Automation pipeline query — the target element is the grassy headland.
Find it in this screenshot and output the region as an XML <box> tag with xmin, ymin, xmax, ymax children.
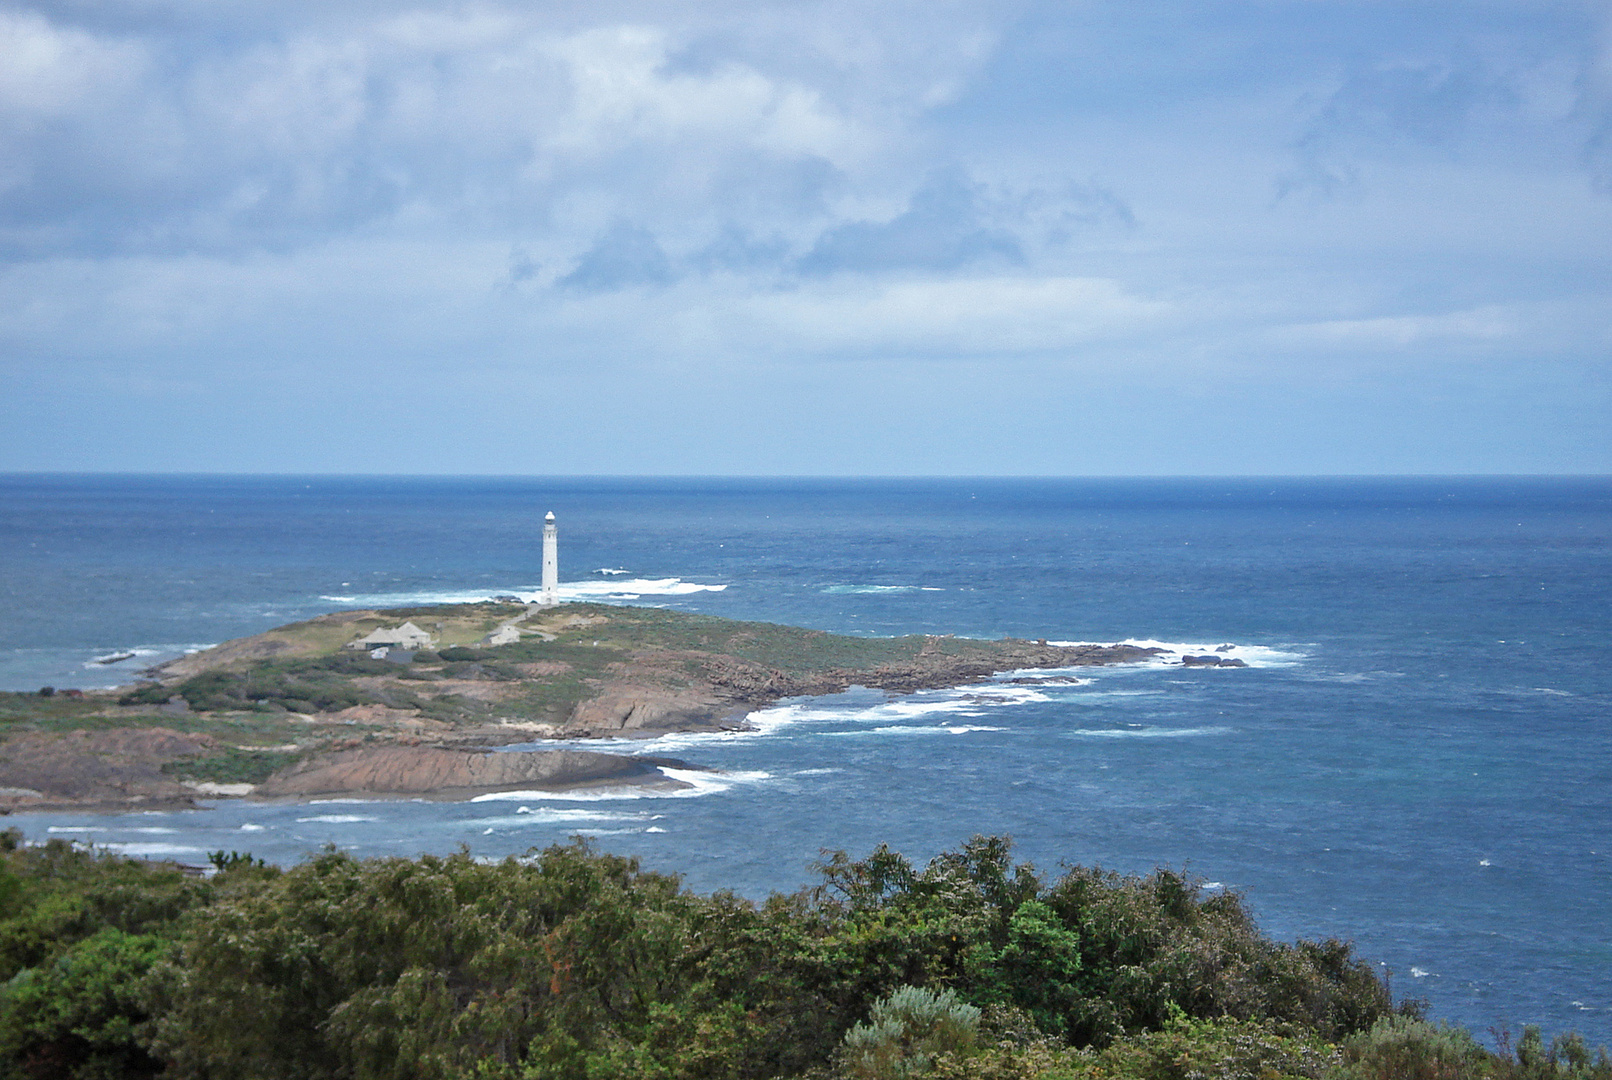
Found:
<box><xmin>0</xmin><ymin>603</ymin><xmax>1159</xmax><ymax>809</ymax></box>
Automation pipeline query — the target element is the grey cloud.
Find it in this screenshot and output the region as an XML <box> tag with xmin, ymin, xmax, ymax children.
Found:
<box><xmin>693</xmin><ymin>225</ymin><xmax>791</xmax><ymax>273</ymax></box>
<box><xmin>1281</xmin><ymin>60</ymin><xmax>1519</xmax><ymax>199</ymax></box>
<box><xmin>797</xmin><ymin>167</ymin><xmax>1022</xmax><ymax>275</ymax></box>
<box><xmin>556</xmin><ymin>221</ymin><xmax>674</xmax><ymax>292</ymax></box>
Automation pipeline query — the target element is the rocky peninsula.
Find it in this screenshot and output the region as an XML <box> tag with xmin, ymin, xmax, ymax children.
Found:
<box><xmin>0</xmin><ymin>602</ymin><xmax>1168</xmax><ymax>810</ymax></box>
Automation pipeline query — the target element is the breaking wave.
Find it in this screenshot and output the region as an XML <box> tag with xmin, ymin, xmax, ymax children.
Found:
<box><xmin>1046</xmin><ymin>640</ymin><xmax>1307</xmax><ymax>669</ymax></box>
<box><xmin>318</xmin><ymin>577</ymin><xmax>727</xmax><ymax>607</ymax></box>
<box><xmin>467</xmin><ymin>768</ymin><xmax>772</xmax><ymax>803</ymax></box>
<box><xmin>1064</xmin><ymin>725</ymin><xmax>1233</xmax><ymax>739</ymax></box>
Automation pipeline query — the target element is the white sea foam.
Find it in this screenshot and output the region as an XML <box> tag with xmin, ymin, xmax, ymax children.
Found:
<box><xmin>1065</xmin><ymin>726</ymin><xmax>1232</xmax><ymax>738</ymax></box>
<box><xmin>295</xmin><ymin>814</ymin><xmax>378</xmax><ymax>824</ymax></box>
<box><xmin>834</xmin><ymin>723</ymin><xmax>1010</xmax><ymax>737</ymax></box>
<box><xmin>504</xmin><ymin>807</ymin><xmax>647</xmax><ymax>824</ymax></box>
<box><xmin>238</xmin><ymin>824</ymin><xmax>266</xmax><ymax>832</ymax></box>
<box><xmin>1046</xmin><ymin>640</ymin><xmax>1307</xmax><ymax>668</ymax></box>
<box><xmin>596</xmin><ymin>568</ymin><xmax>630</xmax><ymax>575</ymax></box>
<box><xmin>822</xmin><ymin>584</ymin><xmax>920</xmax><ymax>594</ymax></box>
<box><xmin>86</xmin><ymin>647</ymin><xmax>160</xmax><ymax>665</ymax></box>
<box><xmin>995</xmin><ymin>671</ymin><xmax>1096</xmax><ymax>687</ymax></box>
<box><xmin>80</xmin><ymin>643</ymin><xmax>214</xmax><ymax>671</ymax></box>
<box><xmin>101</xmin><ymin>842</ymin><xmax>207</xmax><ymax>858</ymax></box>
<box><xmin>319</xmin><ymin>577</ymin><xmax>727</xmax><ymax>608</ymax></box>
<box><xmin>1411</xmin><ymin>967</ymin><xmax>1432</xmax><ymax>978</ymax></box>
<box><xmin>645</xmin><ymin>826</ymin><xmax>667</xmax><ymax>833</ymax></box>
<box><xmin>468</xmin><ymin>767</ymin><xmax>771</xmax><ymax>802</ymax></box>
<box><xmin>47</xmin><ymin>826</ymin><xmax>106</xmax><ymax>833</ymax></box>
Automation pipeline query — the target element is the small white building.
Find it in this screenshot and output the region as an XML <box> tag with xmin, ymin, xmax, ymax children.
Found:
<box><xmin>348</xmin><ymin>621</ymin><xmax>434</xmax><ymax>651</ymax></box>
<box><xmin>484</xmin><ymin>624</ymin><xmax>522</xmax><ymax>646</ymax></box>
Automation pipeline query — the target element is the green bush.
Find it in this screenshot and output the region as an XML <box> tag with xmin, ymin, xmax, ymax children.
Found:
<box><xmin>1043</xmin><ymin>1015</ymin><xmax>1338</xmax><ymax>1080</ymax></box>
<box><xmin>0</xmin><ymin>927</ymin><xmax>170</xmax><ymax>1079</ymax></box>
<box><xmin>840</xmin><ymin>985</ymin><xmax>982</xmax><ymax>1079</ymax></box>
<box><xmin>438</xmin><ymin>647</ymin><xmax>493</xmax><ymax>662</ymax></box>
<box><xmin>0</xmin><ymin>833</ymin><xmax>1587</xmax><ymax>1080</ymax></box>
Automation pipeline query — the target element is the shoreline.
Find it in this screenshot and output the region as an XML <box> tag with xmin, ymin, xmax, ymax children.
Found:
<box><xmin>0</xmin><ymin>603</ymin><xmax>1180</xmax><ymax>811</ymax></box>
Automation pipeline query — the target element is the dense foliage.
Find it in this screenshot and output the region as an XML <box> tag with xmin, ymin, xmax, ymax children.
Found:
<box><xmin>0</xmin><ymin>830</ymin><xmax>1604</xmax><ymax>1080</ymax></box>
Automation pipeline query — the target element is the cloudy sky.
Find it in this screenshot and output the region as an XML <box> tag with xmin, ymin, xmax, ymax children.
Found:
<box><xmin>2</xmin><ymin>0</ymin><xmax>1609</xmax><ymax>474</ymax></box>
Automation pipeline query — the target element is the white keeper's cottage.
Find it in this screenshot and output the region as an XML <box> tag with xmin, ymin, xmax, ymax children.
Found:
<box><xmin>347</xmin><ymin>621</ymin><xmax>434</xmax><ymax>651</ymax></box>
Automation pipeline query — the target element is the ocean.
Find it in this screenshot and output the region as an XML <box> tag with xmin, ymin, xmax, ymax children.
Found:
<box><xmin>0</xmin><ymin>474</ymin><xmax>1608</xmax><ymax>1044</ymax></box>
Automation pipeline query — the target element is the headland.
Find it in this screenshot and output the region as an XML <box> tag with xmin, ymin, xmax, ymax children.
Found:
<box><xmin>0</xmin><ymin>602</ymin><xmax>1170</xmax><ymax>810</ymax></box>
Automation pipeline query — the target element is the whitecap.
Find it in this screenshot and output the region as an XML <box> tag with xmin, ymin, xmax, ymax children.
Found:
<box><xmin>1411</xmin><ymin>967</ymin><xmax>1432</xmax><ymax>978</ymax></box>
<box><xmin>497</xmin><ymin>807</ymin><xmax>645</xmax><ymax>824</ymax></box>
<box><xmin>596</xmin><ymin>568</ymin><xmax>630</xmax><ymax>575</ymax></box>
<box><xmin>238</xmin><ymin>824</ymin><xmax>266</xmax><ymax>832</ymax></box>
<box><xmin>828</xmin><ymin>725</ymin><xmax>1000</xmax><ymax>738</ymax></box>
<box><xmin>319</xmin><ymin>578</ymin><xmax>729</xmax><ymax>609</ymax></box>
<box><xmin>100</xmin><ymin>842</ymin><xmax>206</xmax><ymax>858</ymax></box>
<box><xmin>469</xmin><ymin>767</ymin><xmax>771</xmax><ymax>802</ymax></box>
<box><xmin>645</xmin><ymin>826</ymin><xmax>667</xmax><ymax>833</ymax></box>
<box><xmin>822</xmin><ymin>584</ymin><xmax>919</xmax><ymax>594</ymax></box>
<box><xmin>80</xmin><ymin>643</ymin><xmax>211</xmax><ymax>671</ymax></box>
<box><xmin>1065</xmin><ymin>726</ymin><xmax>1232</xmax><ymax>739</ymax></box>
<box><xmin>47</xmin><ymin>826</ymin><xmax>106</xmax><ymax>833</ymax></box>
<box><xmin>295</xmin><ymin>814</ymin><xmax>378</xmax><ymax>824</ymax></box>
<box><xmin>86</xmin><ymin>647</ymin><xmax>160</xmax><ymax>665</ymax></box>
<box><xmin>1046</xmin><ymin>639</ymin><xmax>1308</xmax><ymax>668</ymax></box>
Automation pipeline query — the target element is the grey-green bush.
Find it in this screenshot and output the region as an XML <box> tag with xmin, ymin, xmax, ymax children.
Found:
<box><xmin>840</xmin><ymin>985</ymin><xmax>983</xmax><ymax>1080</ymax></box>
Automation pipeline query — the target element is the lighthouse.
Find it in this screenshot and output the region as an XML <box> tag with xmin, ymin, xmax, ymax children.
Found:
<box><xmin>540</xmin><ymin>511</ymin><xmax>558</xmax><ymax>606</ymax></box>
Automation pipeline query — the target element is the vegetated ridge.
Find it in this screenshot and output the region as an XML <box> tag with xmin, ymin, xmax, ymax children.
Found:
<box><xmin>0</xmin><ymin>831</ymin><xmax>1604</xmax><ymax>1080</ymax></box>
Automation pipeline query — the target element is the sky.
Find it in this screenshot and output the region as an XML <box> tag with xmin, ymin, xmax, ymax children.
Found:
<box><xmin>1</xmin><ymin>0</ymin><xmax>1609</xmax><ymax>475</ymax></box>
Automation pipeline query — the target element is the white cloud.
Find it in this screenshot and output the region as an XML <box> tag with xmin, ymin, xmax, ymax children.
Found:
<box><xmin>1</xmin><ymin>1</ymin><xmax>1609</xmax><ymax>472</ymax></box>
<box><xmin>0</xmin><ymin>11</ymin><xmax>146</xmax><ymax>117</ymax></box>
<box><xmin>1270</xmin><ymin>307</ymin><xmax>1520</xmax><ymax>350</ymax></box>
<box><xmin>723</xmin><ymin>275</ymin><xmax>1170</xmax><ymax>357</ymax></box>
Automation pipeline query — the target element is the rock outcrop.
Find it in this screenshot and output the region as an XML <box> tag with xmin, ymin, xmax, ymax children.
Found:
<box><xmin>0</xmin><ymin>727</ymin><xmax>216</xmax><ymax>809</ymax></box>
<box><xmin>252</xmin><ymin>745</ymin><xmax>695</xmax><ymax>800</ymax></box>
<box><xmin>1180</xmin><ymin>655</ymin><xmax>1247</xmax><ymax>667</ymax></box>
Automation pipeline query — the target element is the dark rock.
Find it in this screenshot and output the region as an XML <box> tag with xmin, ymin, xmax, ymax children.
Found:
<box><xmin>1181</xmin><ymin>655</ymin><xmax>1246</xmax><ymax>667</ymax></box>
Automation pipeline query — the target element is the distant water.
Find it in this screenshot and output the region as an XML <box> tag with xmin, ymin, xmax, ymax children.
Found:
<box><xmin>1</xmin><ymin>474</ymin><xmax>1609</xmax><ymax>1045</ymax></box>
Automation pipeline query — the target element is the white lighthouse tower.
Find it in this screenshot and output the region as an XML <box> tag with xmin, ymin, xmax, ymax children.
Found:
<box><xmin>540</xmin><ymin>511</ymin><xmax>558</xmax><ymax>606</ymax></box>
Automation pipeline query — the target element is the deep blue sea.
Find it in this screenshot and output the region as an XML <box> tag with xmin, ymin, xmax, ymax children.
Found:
<box><xmin>1</xmin><ymin>475</ymin><xmax>1608</xmax><ymax>1045</ymax></box>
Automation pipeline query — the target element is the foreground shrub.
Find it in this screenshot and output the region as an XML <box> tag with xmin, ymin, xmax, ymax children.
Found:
<box><xmin>840</xmin><ymin>985</ymin><xmax>982</xmax><ymax>1079</ymax></box>
<box><xmin>1329</xmin><ymin>1017</ymin><xmax>1612</xmax><ymax>1080</ymax></box>
<box><xmin>3</xmin><ymin>833</ymin><xmax>1570</xmax><ymax>1080</ymax></box>
<box><xmin>1045</xmin><ymin>1015</ymin><xmax>1338</xmax><ymax>1080</ymax></box>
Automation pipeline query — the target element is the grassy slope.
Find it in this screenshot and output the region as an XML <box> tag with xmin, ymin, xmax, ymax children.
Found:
<box><xmin>0</xmin><ymin>604</ymin><xmax>1009</xmax><ymax>784</ymax></box>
